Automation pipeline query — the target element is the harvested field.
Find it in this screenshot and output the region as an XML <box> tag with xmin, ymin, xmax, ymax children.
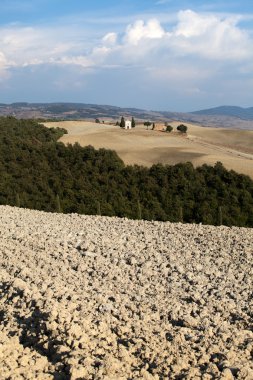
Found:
<box><xmin>45</xmin><ymin>121</ymin><xmax>253</xmax><ymax>178</ymax></box>
<box><xmin>0</xmin><ymin>206</ymin><xmax>252</xmax><ymax>379</ymax></box>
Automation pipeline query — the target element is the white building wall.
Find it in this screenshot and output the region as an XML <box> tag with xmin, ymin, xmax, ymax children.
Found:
<box><xmin>125</xmin><ymin>120</ymin><xmax>132</xmax><ymax>129</ymax></box>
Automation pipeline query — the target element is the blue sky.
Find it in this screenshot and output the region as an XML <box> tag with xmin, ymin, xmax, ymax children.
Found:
<box><xmin>0</xmin><ymin>0</ymin><xmax>253</xmax><ymax>111</ymax></box>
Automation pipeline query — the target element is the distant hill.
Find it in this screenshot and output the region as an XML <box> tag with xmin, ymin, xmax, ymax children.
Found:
<box><xmin>192</xmin><ymin>106</ymin><xmax>253</xmax><ymax>120</ymax></box>
<box><xmin>0</xmin><ymin>102</ymin><xmax>253</xmax><ymax>129</ymax></box>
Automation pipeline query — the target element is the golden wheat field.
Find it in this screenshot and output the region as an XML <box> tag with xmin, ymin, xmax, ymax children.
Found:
<box><xmin>44</xmin><ymin>121</ymin><xmax>253</xmax><ymax>178</ymax></box>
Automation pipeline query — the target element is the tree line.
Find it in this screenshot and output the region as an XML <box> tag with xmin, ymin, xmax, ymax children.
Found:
<box><xmin>0</xmin><ymin>116</ymin><xmax>252</xmax><ymax>227</ymax></box>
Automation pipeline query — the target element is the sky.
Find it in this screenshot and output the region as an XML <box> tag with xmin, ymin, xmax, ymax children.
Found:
<box><xmin>0</xmin><ymin>0</ymin><xmax>253</xmax><ymax>112</ymax></box>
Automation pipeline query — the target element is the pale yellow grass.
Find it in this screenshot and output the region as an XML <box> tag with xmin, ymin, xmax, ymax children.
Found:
<box><xmin>45</xmin><ymin>121</ymin><xmax>253</xmax><ymax>178</ymax></box>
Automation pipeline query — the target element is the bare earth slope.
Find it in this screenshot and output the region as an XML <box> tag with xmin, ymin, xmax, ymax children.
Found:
<box><xmin>0</xmin><ymin>206</ymin><xmax>252</xmax><ymax>379</ymax></box>
<box><xmin>45</xmin><ymin>121</ymin><xmax>253</xmax><ymax>179</ymax></box>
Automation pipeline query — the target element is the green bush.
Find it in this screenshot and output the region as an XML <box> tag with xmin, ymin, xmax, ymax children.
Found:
<box><xmin>177</xmin><ymin>124</ymin><xmax>188</xmax><ymax>133</ymax></box>
<box><xmin>166</xmin><ymin>125</ymin><xmax>173</xmax><ymax>132</ymax></box>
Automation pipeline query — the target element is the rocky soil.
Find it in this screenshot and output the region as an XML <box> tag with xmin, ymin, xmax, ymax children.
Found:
<box><xmin>0</xmin><ymin>206</ymin><xmax>252</xmax><ymax>380</ymax></box>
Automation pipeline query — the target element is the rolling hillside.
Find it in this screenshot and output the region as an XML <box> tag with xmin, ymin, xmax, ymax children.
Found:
<box><xmin>0</xmin><ymin>102</ymin><xmax>253</xmax><ymax>129</ymax></box>
<box><xmin>45</xmin><ymin>120</ymin><xmax>253</xmax><ymax>180</ymax></box>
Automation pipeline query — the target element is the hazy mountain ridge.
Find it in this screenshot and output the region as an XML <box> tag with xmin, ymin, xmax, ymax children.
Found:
<box><xmin>192</xmin><ymin>105</ymin><xmax>253</xmax><ymax>120</ymax></box>
<box><xmin>0</xmin><ymin>103</ymin><xmax>253</xmax><ymax>129</ymax></box>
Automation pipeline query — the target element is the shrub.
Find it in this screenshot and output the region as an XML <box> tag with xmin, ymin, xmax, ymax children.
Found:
<box><xmin>177</xmin><ymin>124</ymin><xmax>188</xmax><ymax>133</ymax></box>
<box><xmin>166</xmin><ymin>125</ymin><xmax>173</xmax><ymax>132</ymax></box>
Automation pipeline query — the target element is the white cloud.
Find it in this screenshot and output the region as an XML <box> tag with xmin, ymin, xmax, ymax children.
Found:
<box><xmin>173</xmin><ymin>10</ymin><xmax>251</xmax><ymax>60</ymax></box>
<box><xmin>102</xmin><ymin>32</ymin><xmax>117</xmax><ymax>46</ymax></box>
<box><xmin>175</xmin><ymin>10</ymin><xmax>221</xmax><ymax>38</ymax></box>
<box><xmin>124</xmin><ymin>19</ymin><xmax>166</xmax><ymax>45</ymax></box>
<box><xmin>0</xmin><ymin>51</ymin><xmax>7</xmax><ymax>67</ymax></box>
<box><xmin>1</xmin><ymin>11</ymin><xmax>252</xmax><ymax>66</ymax></box>
<box><xmin>0</xmin><ymin>9</ymin><xmax>252</xmax><ymax>89</ymax></box>
<box><xmin>102</xmin><ymin>10</ymin><xmax>253</xmax><ymax>65</ymax></box>
<box><xmin>52</xmin><ymin>56</ymin><xmax>93</xmax><ymax>68</ymax></box>
<box><xmin>0</xmin><ymin>51</ymin><xmax>10</xmax><ymax>80</ymax></box>
<box><xmin>0</xmin><ymin>24</ymin><xmax>90</xmax><ymax>72</ymax></box>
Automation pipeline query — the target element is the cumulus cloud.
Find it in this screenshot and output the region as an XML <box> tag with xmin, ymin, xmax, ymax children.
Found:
<box><xmin>173</xmin><ymin>10</ymin><xmax>251</xmax><ymax>60</ymax></box>
<box><xmin>83</xmin><ymin>9</ymin><xmax>252</xmax><ymax>89</ymax></box>
<box><xmin>0</xmin><ymin>51</ymin><xmax>7</xmax><ymax>67</ymax></box>
<box><xmin>0</xmin><ymin>51</ymin><xmax>10</xmax><ymax>80</ymax></box>
<box><xmin>124</xmin><ymin>19</ymin><xmax>166</xmax><ymax>45</ymax></box>
<box><xmin>0</xmin><ymin>25</ymin><xmax>85</xmax><ymax>70</ymax></box>
<box><xmin>175</xmin><ymin>10</ymin><xmax>220</xmax><ymax>38</ymax></box>
<box><xmin>0</xmin><ymin>9</ymin><xmax>252</xmax><ymax>89</ymax></box>
<box><xmin>96</xmin><ymin>10</ymin><xmax>252</xmax><ymax>68</ymax></box>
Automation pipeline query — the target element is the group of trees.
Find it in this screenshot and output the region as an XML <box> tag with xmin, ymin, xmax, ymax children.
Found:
<box><xmin>165</xmin><ymin>123</ymin><xmax>188</xmax><ymax>133</ymax></box>
<box><xmin>119</xmin><ymin>117</ymin><xmax>136</xmax><ymax>128</ymax></box>
<box><xmin>118</xmin><ymin>118</ymin><xmax>155</xmax><ymax>129</ymax></box>
<box><xmin>95</xmin><ymin>119</ymin><xmax>105</xmax><ymax>124</ymax></box>
<box><xmin>144</xmin><ymin>121</ymin><xmax>156</xmax><ymax>130</ymax></box>
<box><xmin>95</xmin><ymin>117</ymin><xmax>187</xmax><ymax>133</ymax></box>
<box><xmin>144</xmin><ymin>121</ymin><xmax>152</xmax><ymax>129</ymax></box>
<box><xmin>0</xmin><ymin>116</ymin><xmax>253</xmax><ymax>227</ymax></box>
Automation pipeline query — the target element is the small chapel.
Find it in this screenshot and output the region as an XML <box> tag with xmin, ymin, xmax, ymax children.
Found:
<box><xmin>125</xmin><ymin>120</ymin><xmax>132</xmax><ymax>129</ymax></box>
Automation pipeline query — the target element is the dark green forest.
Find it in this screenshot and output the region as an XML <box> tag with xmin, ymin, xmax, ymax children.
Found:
<box><xmin>0</xmin><ymin>116</ymin><xmax>253</xmax><ymax>227</ymax></box>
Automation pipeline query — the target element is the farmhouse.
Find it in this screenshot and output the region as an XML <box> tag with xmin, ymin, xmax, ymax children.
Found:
<box><xmin>125</xmin><ymin>120</ymin><xmax>132</xmax><ymax>129</ymax></box>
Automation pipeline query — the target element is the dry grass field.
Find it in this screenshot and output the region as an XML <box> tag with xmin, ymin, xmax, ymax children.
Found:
<box><xmin>45</xmin><ymin>121</ymin><xmax>253</xmax><ymax>178</ymax></box>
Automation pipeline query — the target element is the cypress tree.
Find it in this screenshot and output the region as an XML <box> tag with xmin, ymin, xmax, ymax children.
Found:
<box><xmin>120</xmin><ymin>116</ymin><xmax>125</xmax><ymax>128</ymax></box>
